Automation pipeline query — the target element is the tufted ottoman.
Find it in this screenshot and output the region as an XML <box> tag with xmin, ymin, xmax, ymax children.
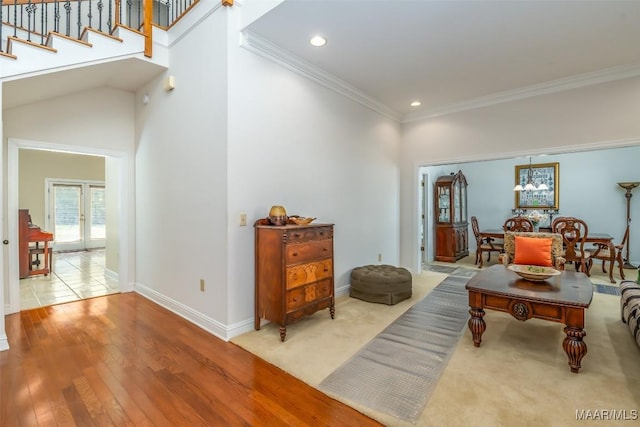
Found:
<box><xmin>350</xmin><ymin>264</ymin><xmax>412</xmax><ymax>305</ymax></box>
<box><xmin>620</xmin><ymin>280</ymin><xmax>640</xmax><ymax>348</ymax></box>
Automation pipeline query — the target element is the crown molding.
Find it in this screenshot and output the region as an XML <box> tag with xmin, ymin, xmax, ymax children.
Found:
<box><xmin>241</xmin><ymin>29</ymin><xmax>640</xmax><ymax>124</ymax></box>
<box><xmin>403</xmin><ymin>62</ymin><xmax>640</xmax><ymax>123</ymax></box>
<box><xmin>241</xmin><ymin>30</ymin><xmax>402</xmax><ymax>122</ymax></box>
<box><xmin>414</xmin><ymin>138</ymin><xmax>640</xmax><ymax>167</ymax></box>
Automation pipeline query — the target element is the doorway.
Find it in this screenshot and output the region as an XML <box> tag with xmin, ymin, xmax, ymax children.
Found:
<box><xmin>6</xmin><ymin>138</ymin><xmax>132</xmax><ymax>314</ymax></box>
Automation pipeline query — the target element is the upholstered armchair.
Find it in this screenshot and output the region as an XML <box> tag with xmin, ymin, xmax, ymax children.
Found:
<box><xmin>499</xmin><ymin>231</ymin><xmax>566</xmax><ymax>270</ymax></box>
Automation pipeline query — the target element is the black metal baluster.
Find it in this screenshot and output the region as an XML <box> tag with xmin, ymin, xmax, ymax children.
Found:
<box><xmin>107</xmin><ymin>0</ymin><xmax>112</xmax><ymax>33</ymax></box>
<box><xmin>126</xmin><ymin>0</ymin><xmax>131</xmax><ymax>27</ymax></box>
<box><xmin>77</xmin><ymin>0</ymin><xmax>81</xmax><ymax>38</ymax></box>
<box><xmin>88</xmin><ymin>0</ymin><xmax>93</xmax><ymax>29</ymax></box>
<box><xmin>0</xmin><ymin>4</ymin><xmax>3</xmax><ymax>53</ymax></box>
<box><xmin>41</xmin><ymin>0</ymin><xmax>45</xmax><ymax>45</ymax></box>
<box><xmin>19</xmin><ymin>4</ymin><xmax>23</xmax><ymax>34</ymax></box>
<box><xmin>54</xmin><ymin>0</ymin><xmax>60</xmax><ymax>34</ymax></box>
<box><xmin>97</xmin><ymin>0</ymin><xmax>103</xmax><ymax>32</ymax></box>
<box><xmin>13</xmin><ymin>0</ymin><xmax>18</xmax><ymax>37</ymax></box>
<box><xmin>165</xmin><ymin>0</ymin><xmax>170</xmax><ymax>28</ymax></box>
<box><xmin>26</xmin><ymin>1</ymin><xmax>34</xmax><ymax>42</ymax></box>
<box><xmin>64</xmin><ymin>0</ymin><xmax>71</xmax><ymax>37</ymax></box>
<box><xmin>136</xmin><ymin>0</ymin><xmax>140</xmax><ymax>29</ymax></box>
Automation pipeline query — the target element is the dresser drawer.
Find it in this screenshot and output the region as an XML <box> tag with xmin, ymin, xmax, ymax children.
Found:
<box><xmin>286</xmin><ymin>259</ymin><xmax>333</xmax><ymax>289</ymax></box>
<box><xmin>286</xmin><ymin>279</ymin><xmax>333</xmax><ymax>311</ymax></box>
<box><xmin>285</xmin><ymin>226</ymin><xmax>333</xmax><ymax>243</ymax></box>
<box><xmin>285</xmin><ymin>239</ymin><xmax>332</xmax><ymax>264</ymax></box>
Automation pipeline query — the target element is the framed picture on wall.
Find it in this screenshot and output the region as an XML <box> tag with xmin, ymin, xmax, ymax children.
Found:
<box><xmin>514</xmin><ymin>162</ymin><xmax>559</xmax><ymax>210</ymax></box>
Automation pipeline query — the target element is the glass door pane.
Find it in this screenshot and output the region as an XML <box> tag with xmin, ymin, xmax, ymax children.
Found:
<box><xmin>89</xmin><ymin>186</ymin><xmax>106</xmax><ymax>240</ymax></box>
<box><xmin>53</xmin><ymin>184</ymin><xmax>82</xmax><ymax>245</ymax></box>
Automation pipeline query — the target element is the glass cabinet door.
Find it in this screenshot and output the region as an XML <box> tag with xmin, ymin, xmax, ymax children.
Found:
<box><xmin>461</xmin><ymin>184</ymin><xmax>467</xmax><ymax>222</ymax></box>
<box><xmin>437</xmin><ymin>186</ymin><xmax>450</xmax><ymax>223</ymax></box>
<box><xmin>454</xmin><ymin>180</ymin><xmax>461</xmax><ymax>223</ymax></box>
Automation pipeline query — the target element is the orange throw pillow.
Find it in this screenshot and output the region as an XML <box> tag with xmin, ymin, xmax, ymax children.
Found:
<box><xmin>514</xmin><ymin>236</ymin><xmax>553</xmax><ymax>267</ymax></box>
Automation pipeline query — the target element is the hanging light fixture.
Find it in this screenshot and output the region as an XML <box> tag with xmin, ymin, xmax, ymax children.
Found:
<box><xmin>513</xmin><ymin>157</ymin><xmax>549</xmax><ymax>192</ymax></box>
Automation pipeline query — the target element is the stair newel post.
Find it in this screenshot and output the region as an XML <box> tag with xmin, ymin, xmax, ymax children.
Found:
<box><xmin>143</xmin><ymin>0</ymin><xmax>151</xmax><ymax>57</ymax></box>
<box><xmin>113</xmin><ymin>0</ymin><xmax>119</xmax><ymax>31</ymax></box>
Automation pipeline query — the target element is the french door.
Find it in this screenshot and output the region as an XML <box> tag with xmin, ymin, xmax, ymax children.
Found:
<box><xmin>46</xmin><ymin>179</ymin><xmax>106</xmax><ymax>251</ymax></box>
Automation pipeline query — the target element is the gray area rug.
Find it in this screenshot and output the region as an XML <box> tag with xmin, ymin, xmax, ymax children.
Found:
<box><xmin>319</xmin><ymin>276</ymin><xmax>470</xmax><ymax>423</ymax></box>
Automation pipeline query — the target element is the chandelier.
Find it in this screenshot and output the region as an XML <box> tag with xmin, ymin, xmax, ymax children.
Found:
<box><xmin>513</xmin><ymin>157</ymin><xmax>549</xmax><ymax>192</ymax></box>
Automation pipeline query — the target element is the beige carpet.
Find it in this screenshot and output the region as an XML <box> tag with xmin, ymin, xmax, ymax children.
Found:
<box><xmin>231</xmin><ymin>261</ymin><xmax>640</xmax><ymax>426</ymax></box>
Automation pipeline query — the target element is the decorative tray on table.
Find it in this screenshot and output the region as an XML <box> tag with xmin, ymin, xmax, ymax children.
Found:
<box><xmin>508</xmin><ymin>264</ymin><xmax>561</xmax><ymax>282</ymax></box>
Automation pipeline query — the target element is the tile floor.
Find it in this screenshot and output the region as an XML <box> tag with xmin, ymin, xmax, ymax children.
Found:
<box><xmin>20</xmin><ymin>249</ymin><xmax>119</xmax><ymax>310</ymax></box>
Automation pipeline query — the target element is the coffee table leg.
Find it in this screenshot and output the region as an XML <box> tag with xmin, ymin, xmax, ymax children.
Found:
<box><xmin>563</xmin><ymin>326</ymin><xmax>587</xmax><ymax>373</ymax></box>
<box><xmin>468</xmin><ymin>308</ymin><xmax>486</xmax><ymax>347</ymax></box>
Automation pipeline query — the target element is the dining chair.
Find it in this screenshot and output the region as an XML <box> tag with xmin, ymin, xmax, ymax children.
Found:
<box><xmin>552</xmin><ymin>217</ymin><xmax>592</xmax><ymax>275</ymax></box>
<box><xmin>503</xmin><ymin>217</ymin><xmax>534</xmax><ymax>232</ymax></box>
<box><xmin>471</xmin><ymin>216</ymin><xmax>503</xmax><ymax>268</ymax></box>
<box><xmin>586</xmin><ymin>227</ymin><xmax>628</xmax><ymax>281</ymax></box>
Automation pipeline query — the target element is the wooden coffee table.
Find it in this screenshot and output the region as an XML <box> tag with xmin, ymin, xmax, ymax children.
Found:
<box><xmin>465</xmin><ymin>264</ymin><xmax>594</xmax><ymax>373</ymax></box>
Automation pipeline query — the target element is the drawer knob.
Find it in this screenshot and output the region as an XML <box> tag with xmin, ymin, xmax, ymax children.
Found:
<box><xmin>292</xmin><ymin>252</ymin><xmax>298</xmax><ymax>257</ymax></box>
<box><xmin>293</xmin><ymin>233</ymin><xmax>301</xmax><ymax>238</ymax></box>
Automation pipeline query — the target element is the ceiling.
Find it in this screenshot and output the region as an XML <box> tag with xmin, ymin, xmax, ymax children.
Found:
<box><xmin>244</xmin><ymin>0</ymin><xmax>640</xmax><ymax>121</ymax></box>
<box><xmin>4</xmin><ymin>1</ymin><xmax>640</xmax><ymax>119</ymax></box>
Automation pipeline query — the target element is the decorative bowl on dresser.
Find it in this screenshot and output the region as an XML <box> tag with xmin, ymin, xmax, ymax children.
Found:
<box><xmin>254</xmin><ymin>218</ymin><xmax>335</xmax><ymax>341</ymax></box>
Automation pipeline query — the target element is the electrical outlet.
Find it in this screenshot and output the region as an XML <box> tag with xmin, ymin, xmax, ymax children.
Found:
<box><xmin>378</xmin><ymin>253</ymin><xmax>382</xmax><ymax>262</ymax></box>
<box><xmin>239</xmin><ymin>213</ymin><xmax>247</xmax><ymax>226</ymax></box>
<box><xmin>200</xmin><ymin>279</ymin><xmax>205</xmax><ymax>292</ymax></box>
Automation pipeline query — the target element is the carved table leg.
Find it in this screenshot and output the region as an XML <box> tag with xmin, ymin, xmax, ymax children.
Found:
<box><xmin>330</xmin><ymin>304</ymin><xmax>335</xmax><ymax>319</ymax></box>
<box><xmin>279</xmin><ymin>326</ymin><xmax>287</xmax><ymax>342</ymax></box>
<box><xmin>468</xmin><ymin>307</ymin><xmax>486</xmax><ymax>347</ymax></box>
<box><xmin>563</xmin><ymin>326</ymin><xmax>587</xmax><ymax>373</ymax></box>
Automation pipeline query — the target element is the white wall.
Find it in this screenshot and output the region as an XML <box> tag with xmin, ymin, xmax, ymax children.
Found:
<box><xmin>133</xmin><ymin>5</ymin><xmax>230</xmax><ymax>332</ymax></box>
<box><xmin>226</xmin><ymin>5</ymin><xmax>402</xmax><ymax>328</ymax></box>
<box><xmin>401</xmin><ymin>77</ymin><xmax>640</xmax><ymax>271</ymax></box>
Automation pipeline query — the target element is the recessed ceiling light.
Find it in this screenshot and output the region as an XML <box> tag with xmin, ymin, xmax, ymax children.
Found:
<box><xmin>310</xmin><ymin>36</ymin><xmax>327</xmax><ymax>47</ymax></box>
<box><xmin>410</xmin><ymin>100</ymin><xmax>422</xmax><ymax>107</ymax></box>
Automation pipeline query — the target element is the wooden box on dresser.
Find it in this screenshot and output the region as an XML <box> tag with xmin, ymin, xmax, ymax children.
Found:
<box><xmin>254</xmin><ymin>220</ymin><xmax>335</xmax><ymax>341</ymax></box>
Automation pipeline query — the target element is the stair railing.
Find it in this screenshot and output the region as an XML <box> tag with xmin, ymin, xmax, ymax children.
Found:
<box><xmin>1</xmin><ymin>0</ymin><xmax>200</xmax><ymax>58</ymax></box>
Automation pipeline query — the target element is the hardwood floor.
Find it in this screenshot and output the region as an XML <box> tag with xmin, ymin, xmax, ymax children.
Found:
<box><xmin>1</xmin><ymin>293</ymin><xmax>382</xmax><ymax>426</ymax></box>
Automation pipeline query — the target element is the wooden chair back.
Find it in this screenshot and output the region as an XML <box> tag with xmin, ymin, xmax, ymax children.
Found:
<box><xmin>471</xmin><ymin>216</ymin><xmax>482</xmax><ymax>244</ymax></box>
<box><xmin>552</xmin><ymin>217</ymin><xmax>592</xmax><ymax>274</ymax></box>
<box><xmin>503</xmin><ymin>217</ymin><xmax>534</xmax><ymax>232</ymax></box>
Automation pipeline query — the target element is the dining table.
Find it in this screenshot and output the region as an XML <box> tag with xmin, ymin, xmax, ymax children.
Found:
<box><xmin>478</xmin><ymin>229</ymin><xmax>616</xmax><ymax>283</ymax></box>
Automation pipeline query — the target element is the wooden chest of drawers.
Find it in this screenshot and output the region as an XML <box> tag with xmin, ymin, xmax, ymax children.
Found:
<box><xmin>254</xmin><ymin>222</ymin><xmax>335</xmax><ymax>341</ymax></box>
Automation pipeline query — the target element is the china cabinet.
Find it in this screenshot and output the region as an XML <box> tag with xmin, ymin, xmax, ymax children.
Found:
<box><xmin>434</xmin><ymin>170</ymin><xmax>469</xmax><ymax>262</ymax></box>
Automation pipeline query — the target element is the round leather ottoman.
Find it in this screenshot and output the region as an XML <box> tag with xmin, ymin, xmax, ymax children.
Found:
<box><xmin>350</xmin><ymin>264</ymin><xmax>412</xmax><ymax>305</ymax></box>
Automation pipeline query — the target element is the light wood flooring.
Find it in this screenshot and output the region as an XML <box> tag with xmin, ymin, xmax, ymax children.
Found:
<box><xmin>1</xmin><ymin>292</ymin><xmax>382</xmax><ymax>426</ymax></box>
